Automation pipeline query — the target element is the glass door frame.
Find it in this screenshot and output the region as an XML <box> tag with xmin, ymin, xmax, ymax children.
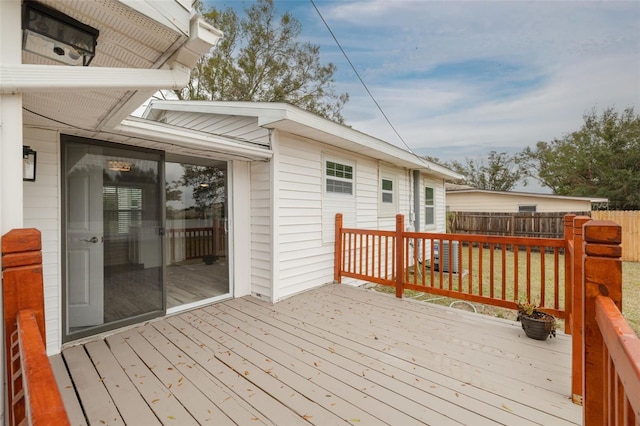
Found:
<box><xmin>164</xmin><ymin>154</ymin><xmax>232</xmax><ymax>315</ymax></box>
<box><xmin>61</xmin><ymin>135</ymin><xmax>167</xmax><ymax>343</ymax></box>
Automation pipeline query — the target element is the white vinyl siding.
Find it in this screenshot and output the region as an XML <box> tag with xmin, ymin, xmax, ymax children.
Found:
<box><xmin>22</xmin><ymin>127</ymin><xmax>61</xmax><ymax>355</ymax></box>
<box><xmin>250</xmin><ymin>161</ymin><xmax>272</xmax><ymax>299</ymax></box>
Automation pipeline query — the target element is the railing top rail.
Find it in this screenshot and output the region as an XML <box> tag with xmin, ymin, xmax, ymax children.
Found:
<box><xmin>340</xmin><ymin>228</ymin><xmax>396</xmax><ymax>237</ymax></box>
<box><xmin>404</xmin><ymin>231</ymin><xmax>565</xmax><ymax>247</ymax></box>
<box><xmin>17</xmin><ymin>310</ymin><xmax>71</xmax><ymax>426</ymax></box>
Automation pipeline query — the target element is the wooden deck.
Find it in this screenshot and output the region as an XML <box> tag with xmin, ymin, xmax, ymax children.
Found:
<box><xmin>51</xmin><ymin>284</ymin><xmax>582</xmax><ymax>425</ymax></box>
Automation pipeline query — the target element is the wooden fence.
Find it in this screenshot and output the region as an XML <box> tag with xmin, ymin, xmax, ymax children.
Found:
<box><xmin>591</xmin><ymin>210</ymin><xmax>640</xmax><ymax>262</ymax></box>
<box><xmin>2</xmin><ymin>229</ymin><xmax>70</xmax><ymax>426</ymax></box>
<box><xmin>450</xmin><ymin>211</ymin><xmax>590</xmax><ymax>239</ymax></box>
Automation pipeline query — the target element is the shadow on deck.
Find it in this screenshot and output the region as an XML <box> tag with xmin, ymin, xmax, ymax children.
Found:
<box><xmin>52</xmin><ymin>284</ymin><xmax>582</xmax><ymax>425</ymax></box>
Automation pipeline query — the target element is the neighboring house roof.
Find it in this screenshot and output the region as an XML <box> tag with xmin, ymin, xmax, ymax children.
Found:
<box><xmin>446</xmin><ymin>185</ymin><xmax>609</xmax><ymax>204</ymax></box>
<box><xmin>143</xmin><ymin>100</ymin><xmax>463</xmax><ymax>180</ymax></box>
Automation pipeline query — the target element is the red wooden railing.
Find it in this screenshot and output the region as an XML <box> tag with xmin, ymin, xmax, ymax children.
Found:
<box><xmin>167</xmin><ymin>225</ymin><xmax>226</xmax><ymax>262</ymax></box>
<box><xmin>2</xmin><ymin>229</ymin><xmax>70</xmax><ymax>426</ymax></box>
<box><xmin>335</xmin><ymin>214</ymin><xmax>566</xmax><ymax>318</ymax></box>
<box><xmin>336</xmin><ymin>213</ymin><xmax>640</xmax><ymax>420</ymax></box>
<box><xmin>581</xmin><ymin>220</ymin><xmax>639</xmax><ymax>425</ymax></box>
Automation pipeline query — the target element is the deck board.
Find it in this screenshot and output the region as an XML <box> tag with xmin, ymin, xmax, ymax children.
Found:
<box><xmin>54</xmin><ymin>284</ymin><xmax>583</xmax><ymax>425</ymax></box>
<box><xmin>50</xmin><ymin>354</ymin><xmax>88</xmax><ymax>426</ymax></box>
<box><xmin>84</xmin><ymin>340</ymin><xmax>159</xmax><ymax>425</ymax></box>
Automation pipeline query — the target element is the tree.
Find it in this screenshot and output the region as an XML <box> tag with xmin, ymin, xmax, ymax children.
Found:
<box><xmin>517</xmin><ymin>107</ymin><xmax>640</xmax><ymax>209</ymax></box>
<box><xmin>177</xmin><ymin>0</ymin><xmax>349</xmax><ymax>124</ymax></box>
<box><xmin>445</xmin><ymin>151</ymin><xmax>523</xmax><ymax>191</ymax></box>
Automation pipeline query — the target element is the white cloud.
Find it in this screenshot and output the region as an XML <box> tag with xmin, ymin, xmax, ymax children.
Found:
<box><xmin>304</xmin><ymin>0</ymin><xmax>640</xmax><ymax>160</ymax></box>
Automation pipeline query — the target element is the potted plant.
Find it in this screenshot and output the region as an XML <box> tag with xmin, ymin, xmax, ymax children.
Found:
<box><xmin>516</xmin><ymin>301</ymin><xmax>556</xmax><ymax>340</ymax></box>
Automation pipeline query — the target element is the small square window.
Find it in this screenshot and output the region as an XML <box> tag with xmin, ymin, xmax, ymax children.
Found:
<box><xmin>518</xmin><ymin>205</ymin><xmax>537</xmax><ymax>213</ymax></box>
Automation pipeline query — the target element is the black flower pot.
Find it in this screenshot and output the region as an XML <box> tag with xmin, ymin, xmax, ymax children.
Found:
<box><xmin>203</xmin><ymin>254</ymin><xmax>218</xmax><ymax>265</ymax></box>
<box><xmin>518</xmin><ymin>311</ymin><xmax>556</xmax><ymax>340</ymax></box>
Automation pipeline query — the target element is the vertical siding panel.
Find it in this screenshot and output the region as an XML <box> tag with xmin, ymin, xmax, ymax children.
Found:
<box><xmin>22</xmin><ymin>127</ymin><xmax>60</xmax><ymax>354</ymax></box>
<box><xmin>250</xmin><ymin>161</ymin><xmax>272</xmax><ymax>299</ymax></box>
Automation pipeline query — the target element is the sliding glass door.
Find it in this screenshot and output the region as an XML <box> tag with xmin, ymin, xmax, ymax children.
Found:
<box><xmin>63</xmin><ymin>137</ymin><xmax>163</xmax><ymax>339</ymax></box>
<box><xmin>63</xmin><ymin>138</ymin><xmax>231</xmax><ymax>341</ymax></box>
<box><xmin>165</xmin><ymin>158</ymin><xmax>229</xmax><ymax>309</ymax></box>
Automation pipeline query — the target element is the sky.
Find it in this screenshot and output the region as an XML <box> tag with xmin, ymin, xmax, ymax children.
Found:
<box><xmin>205</xmin><ymin>0</ymin><xmax>640</xmax><ymax>189</ymax></box>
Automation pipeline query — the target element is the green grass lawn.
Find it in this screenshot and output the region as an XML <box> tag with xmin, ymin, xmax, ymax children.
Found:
<box><xmin>372</xmin><ymin>246</ymin><xmax>640</xmax><ymax>335</ymax></box>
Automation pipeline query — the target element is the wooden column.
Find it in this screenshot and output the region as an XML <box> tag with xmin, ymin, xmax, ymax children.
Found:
<box><xmin>571</xmin><ymin>215</ymin><xmax>591</xmax><ymax>404</ymax></box>
<box><xmin>334</xmin><ymin>214</ymin><xmax>343</xmax><ymax>283</ymax></box>
<box><xmin>395</xmin><ymin>214</ymin><xmax>404</xmax><ymax>298</ymax></box>
<box><xmin>2</xmin><ymin>228</ymin><xmax>44</xmax><ymax>426</ymax></box>
<box><xmin>582</xmin><ymin>220</ymin><xmax>622</xmax><ymax>424</ymax></box>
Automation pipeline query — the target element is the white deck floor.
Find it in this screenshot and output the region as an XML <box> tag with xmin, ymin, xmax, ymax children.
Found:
<box><xmin>51</xmin><ymin>283</ymin><xmax>582</xmax><ymax>425</ymax></box>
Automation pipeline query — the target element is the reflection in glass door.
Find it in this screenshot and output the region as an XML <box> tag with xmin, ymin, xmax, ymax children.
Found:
<box><xmin>165</xmin><ymin>159</ymin><xmax>229</xmax><ymax>309</ymax></box>
<box><xmin>63</xmin><ymin>138</ymin><xmax>163</xmax><ymax>339</ymax></box>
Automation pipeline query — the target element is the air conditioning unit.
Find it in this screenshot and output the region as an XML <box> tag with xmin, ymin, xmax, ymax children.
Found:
<box><xmin>433</xmin><ymin>240</ymin><xmax>459</xmax><ymax>274</ymax></box>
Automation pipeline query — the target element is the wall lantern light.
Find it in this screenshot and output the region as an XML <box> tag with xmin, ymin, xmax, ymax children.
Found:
<box><xmin>23</xmin><ymin>146</ymin><xmax>37</xmax><ymax>182</ymax></box>
<box><xmin>22</xmin><ymin>1</ymin><xmax>99</xmax><ymax>66</ymax></box>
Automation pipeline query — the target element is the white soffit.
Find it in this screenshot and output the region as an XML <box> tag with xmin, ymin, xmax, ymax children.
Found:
<box><xmin>113</xmin><ymin>117</ymin><xmax>273</xmax><ymax>161</ymax></box>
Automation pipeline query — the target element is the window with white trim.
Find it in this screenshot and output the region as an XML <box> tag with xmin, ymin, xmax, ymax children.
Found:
<box><xmin>425</xmin><ymin>186</ymin><xmax>435</xmax><ymax>226</ymax></box>
<box><xmin>381</xmin><ymin>178</ymin><xmax>393</xmax><ymax>203</ymax></box>
<box><xmin>325</xmin><ymin>160</ymin><xmax>353</xmax><ymax>195</ymax></box>
<box><xmin>379</xmin><ymin>172</ymin><xmax>397</xmax><ymax>217</ymax></box>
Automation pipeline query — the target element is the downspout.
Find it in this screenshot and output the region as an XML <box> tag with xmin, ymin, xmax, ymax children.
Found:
<box><xmin>413</xmin><ymin>169</ymin><xmax>421</xmax><ymax>262</ymax></box>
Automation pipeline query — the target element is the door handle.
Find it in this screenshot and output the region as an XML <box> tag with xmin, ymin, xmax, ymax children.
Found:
<box><xmin>82</xmin><ymin>236</ymin><xmax>99</xmax><ymax>243</ymax></box>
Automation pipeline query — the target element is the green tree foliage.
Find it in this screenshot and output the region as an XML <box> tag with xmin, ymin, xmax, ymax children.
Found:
<box><xmin>178</xmin><ymin>0</ymin><xmax>349</xmax><ymax>124</ymax></box>
<box><xmin>518</xmin><ymin>107</ymin><xmax>640</xmax><ymax>209</ymax></box>
<box><xmin>446</xmin><ymin>151</ymin><xmax>523</xmax><ymax>191</ymax></box>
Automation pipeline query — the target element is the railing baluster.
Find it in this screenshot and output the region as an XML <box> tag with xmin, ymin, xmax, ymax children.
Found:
<box><xmin>540</xmin><ymin>247</ymin><xmax>547</xmax><ymax>307</ymax></box>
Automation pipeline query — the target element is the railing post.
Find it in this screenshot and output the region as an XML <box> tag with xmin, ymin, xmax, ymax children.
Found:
<box><xmin>570</xmin><ymin>215</ymin><xmax>590</xmax><ymax>404</ymax></box>
<box><xmin>1</xmin><ymin>228</ymin><xmax>45</xmax><ymax>426</ymax></box>
<box><xmin>394</xmin><ymin>214</ymin><xmax>404</xmax><ymax>298</ymax></box>
<box><xmin>395</xmin><ymin>214</ymin><xmax>404</xmax><ymax>298</ymax></box>
<box><xmin>564</xmin><ymin>214</ymin><xmax>575</xmax><ymax>335</ymax></box>
<box><xmin>334</xmin><ymin>214</ymin><xmax>343</xmax><ymax>284</ymax></box>
<box><xmin>582</xmin><ymin>220</ymin><xmax>622</xmax><ymax>425</ymax></box>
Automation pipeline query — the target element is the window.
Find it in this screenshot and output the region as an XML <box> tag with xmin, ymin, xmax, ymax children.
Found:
<box><xmin>425</xmin><ymin>186</ymin><xmax>435</xmax><ymax>226</ymax></box>
<box><xmin>518</xmin><ymin>204</ymin><xmax>537</xmax><ymax>213</ymax></box>
<box><xmin>381</xmin><ymin>179</ymin><xmax>393</xmax><ymax>203</ymax></box>
<box><xmin>326</xmin><ymin>160</ymin><xmax>353</xmax><ymax>195</ymax></box>
<box><xmin>103</xmin><ymin>186</ymin><xmax>142</xmax><ymax>234</ymax></box>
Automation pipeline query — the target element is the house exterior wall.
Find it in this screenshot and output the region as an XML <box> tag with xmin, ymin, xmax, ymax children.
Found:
<box><xmin>22</xmin><ymin>126</ymin><xmax>62</xmax><ymax>354</ymax></box>
<box><xmin>270</xmin><ymin>132</ymin><xmax>444</xmax><ymax>301</ymax></box>
<box><xmin>249</xmin><ymin>160</ymin><xmax>273</xmax><ymax>300</ymax></box>
<box><xmin>446</xmin><ymin>192</ymin><xmax>593</xmax><ymax>213</ymax></box>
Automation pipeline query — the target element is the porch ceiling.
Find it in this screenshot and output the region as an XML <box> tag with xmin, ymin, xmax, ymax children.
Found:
<box><xmin>20</xmin><ymin>0</ymin><xmax>201</xmax><ymax>132</ymax></box>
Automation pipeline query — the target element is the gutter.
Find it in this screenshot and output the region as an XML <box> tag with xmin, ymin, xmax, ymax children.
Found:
<box><xmin>0</xmin><ymin>63</ymin><xmax>192</xmax><ymax>94</ymax></box>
